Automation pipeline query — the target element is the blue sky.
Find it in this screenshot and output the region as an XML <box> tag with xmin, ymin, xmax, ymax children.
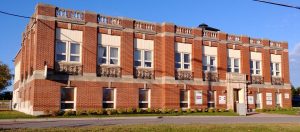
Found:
<box><xmin>0</xmin><ymin>0</ymin><xmax>300</xmax><ymax>90</ymax></box>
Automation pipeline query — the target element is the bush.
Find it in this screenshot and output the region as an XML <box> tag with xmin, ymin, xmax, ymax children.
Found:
<box><xmin>196</xmin><ymin>109</ymin><xmax>202</xmax><ymax>113</ymax></box>
<box><xmin>219</xmin><ymin>108</ymin><xmax>225</xmax><ymax>112</ymax></box>
<box><xmin>154</xmin><ymin>108</ymin><xmax>160</xmax><ymax>114</ymax></box>
<box><xmin>106</xmin><ymin>109</ymin><xmax>116</xmax><ymax>115</ymax></box>
<box><xmin>169</xmin><ymin>109</ymin><xmax>176</xmax><ymax>114</ymax></box>
<box><xmin>186</xmin><ymin>109</ymin><xmax>192</xmax><ymax>113</ymax></box>
<box><xmin>208</xmin><ymin>108</ymin><xmax>215</xmax><ymax>113</ymax></box>
<box><xmin>177</xmin><ymin>109</ymin><xmax>183</xmax><ymax>114</ymax></box>
<box><xmin>160</xmin><ymin>108</ymin><xmax>167</xmax><ymax>114</ymax></box>
<box><xmin>126</xmin><ymin>108</ymin><xmax>134</xmax><ymax>114</ymax></box>
<box><xmin>136</xmin><ymin>108</ymin><xmax>142</xmax><ymax>113</ymax></box>
<box><xmin>76</xmin><ymin>109</ymin><xmax>86</xmax><ymax>116</ymax></box>
<box><xmin>50</xmin><ymin>110</ymin><xmax>60</xmax><ymax>117</ymax></box>
<box><xmin>147</xmin><ymin>108</ymin><xmax>153</xmax><ymax>113</ymax></box>
<box><xmin>96</xmin><ymin>109</ymin><xmax>104</xmax><ymax>115</ymax></box>
<box><xmin>87</xmin><ymin>109</ymin><xmax>97</xmax><ymax>115</ymax></box>
<box><xmin>117</xmin><ymin>108</ymin><xmax>125</xmax><ymax>114</ymax></box>
<box><xmin>63</xmin><ymin>110</ymin><xmax>75</xmax><ymax>116</ymax></box>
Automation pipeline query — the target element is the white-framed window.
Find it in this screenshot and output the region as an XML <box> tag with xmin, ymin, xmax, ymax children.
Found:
<box><xmin>227</xmin><ymin>58</ymin><xmax>240</xmax><ymax>73</ymax></box>
<box><xmin>271</xmin><ymin>62</ymin><xmax>281</xmax><ymax>77</ymax></box>
<box><xmin>202</xmin><ymin>55</ymin><xmax>217</xmax><ymax>72</ymax></box>
<box><xmin>180</xmin><ymin>90</ymin><xmax>190</xmax><ymax>108</ymax></box>
<box><xmin>61</xmin><ymin>87</ymin><xmax>76</xmax><ymax>110</ymax></box>
<box><xmin>275</xmin><ymin>93</ymin><xmax>282</xmax><ymax>107</ymax></box>
<box><xmin>139</xmin><ymin>89</ymin><xmax>150</xmax><ymax>108</ymax></box>
<box><xmin>98</xmin><ymin>46</ymin><xmax>119</xmax><ymax>65</ymax></box>
<box><xmin>103</xmin><ymin>88</ymin><xmax>116</xmax><ymax>109</ymax></box>
<box><xmin>134</xmin><ymin>49</ymin><xmax>152</xmax><ymax>68</ymax></box>
<box><xmin>175</xmin><ymin>52</ymin><xmax>191</xmax><ymax>70</ymax></box>
<box><xmin>55</xmin><ymin>41</ymin><xmax>81</xmax><ymax>63</ymax></box>
<box><xmin>255</xmin><ymin>92</ymin><xmax>262</xmax><ymax>109</ymax></box>
<box><xmin>250</xmin><ymin>60</ymin><xmax>261</xmax><ymax>75</ymax></box>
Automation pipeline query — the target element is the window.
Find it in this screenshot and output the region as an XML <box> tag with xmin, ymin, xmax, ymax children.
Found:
<box><xmin>271</xmin><ymin>62</ymin><xmax>281</xmax><ymax>76</ymax></box>
<box><xmin>139</xmin><ymin>89</ymin><xmax>150</xmax><ymax>108</ymax></box>
<box><xmin>103</xmin><ymin>88</ymin><xmax>115</xmax><ymax>109</ymax></box>
<box><xmin>98</xmin><ymin>46</ymin><xmax>119</xmax><ymax>65</ymax></box>
<box><xmin>55</xmin><ymin>41</ymin><xmax>81</xmax><ymax>62</ymax></box>
<box><xmin>227</xmin><ymin>58</ymin><xmax>240</xmax><ymax>73</ymax></box>
<box><xmin>134</xmin><ymin>50</ymin><xmax>152</xmax><ymax>68</ymax></box>
<box><xmin>61</xmin><ymin>88</ymin><xmax>76</xmax><ymax>110</ymax></box>
<box><xmin>180</xmin><ymin>90</ymin><xmax>189</xmax><ymax>108</ymax></box>
<box><xmin>275</xmin><ymin>93</ymin><xmax>282</xmax><ymax>107</ymax></box>
<box><xmin>255</xmin><ymin>93</ymin><xmax>262</xmax><ymax>109</ymax></box>
<box><xmin>175</xmin><ymin>52</ymin><xmax>191</xmax><ymax>70</ymax></box>
<box><xmin>250</xmin><ymin>60</ymin><xmax>261</xmax><ymax>75</ymax></box>
<box><xmin>203</xmin><ymin>55</ymin><xmax>216</xmax><ymax>72</ymax></box>
<box><xmin>207</xmin><ymin>90</ymin><xmax>215</xmax><ymax>108</ymax></box>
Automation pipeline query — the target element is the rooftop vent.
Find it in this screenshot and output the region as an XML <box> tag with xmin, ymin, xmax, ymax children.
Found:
<box><xmin>198</xmin><ymin>23</ymin><xmax>220</xmax><ymax>31</ymax></box>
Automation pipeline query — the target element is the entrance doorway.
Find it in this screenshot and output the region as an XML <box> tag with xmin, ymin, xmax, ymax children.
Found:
<box><xmin>233</xmin><ymin>89</ymin><xmax>240</xmax><ymax>112</ymax></box>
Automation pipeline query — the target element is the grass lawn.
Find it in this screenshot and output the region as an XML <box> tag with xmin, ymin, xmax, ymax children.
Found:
<box><xmin>0</xmin><ymin>110</ymin><xmax>238</xmax><ymax>119</ymax></box>
<box><xmin>0</xmin><ymin>111</ymin><xmax>35</xmax><ymax>119</ymax></box>
<box><xmin>257</xmin><ymin>108</ymin><xmax>300</xmax><ymax>115</ymax></box>
<box><xmin>2</xmin><ymin>124</ymin><xmax>300</xmax><ymax>132</ymax></box>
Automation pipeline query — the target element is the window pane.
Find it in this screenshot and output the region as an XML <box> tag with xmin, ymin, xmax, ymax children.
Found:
<box><xmin>110</xmin><ymin>47</ymin><xmax>118</xmax><ymax>58</ymax></box>
<box><xmin>56</xmin><ymin>55</ymin><xmax>66</xmax><ymax>61</ymax></box>
<box><xmin>210</xmin><ymin>66</ymin><xmax>216</xmax><ymax>71</ymax></box>
<box><xmin>175</xmin><ymin>53</ymin><xmax>181</xmax><ymax>63</ymax></box>
<box><xmin>139</xmin><ymin>89</ymin><xmax>148</xmax><ymax>102</ymax></box>
<box><xmin>208</xmin><ymin>91</ymin><xmax>214</xmax><ymax>102</ymax></box>
<box><xmin>210</xmin><ymin>57</ymin><xmax>215</xmax><ymax>66</ymax></box>
<box><xmin>139</xmin><ymin>103</ymin><xmax>148</xmax><ymax>108</ymax></box>
<box><xmin>135</xmin><ymin>61</ymin><xmax>141</xmax><ymax>67</ymax></box>
<box><xmin>227</xmin><ymin>58</ymin><xmax>231</xmax><ymax>68</ymax></box>
<box><xmin>256</xmin><ymin>70</ymin><xmax>260</xmax><ymax>74</ymax></box>
<box><xmin>184</xmin><ymin>54</ymin><xmax>190</xmax><ymax>63</ymax></box>
<box><xmin>256</xmin><ymin>61</ymin><xmax>260</xmax><ymax>69</ymax></box>
<box><xmin>180</xmin><ymin>103</ymin><xmax>188</xmax><ymax>108</ymax></box>
<box><xmin>70</xmin><ymin>43</ymin><xmax>80</xmax><ymax>54</ymax></box>
<box><xmin>180</xmin><ymin>90</ymin><xmax>188</xmax><ymax>102</ymax></box>
<box><xmin>56</xmin><ymin>42</ymin><xmax>66</xmax><ymax>54</ymax></box>
<box><xmin>275</xmin><ymin>63</ymin><xmax>279</xmax><ymax>71</ymax></box>
<box><xmin>250</xmin><ymin>60</ymin><xmax>253</xmax><ymax>69</ymax></box>
<box><xmin>250</xmin><ymin>70</ymin><xmax>254</xmax><ymax>74</ymax></box>
<box><xmin>134</xmin><ymin>50</ymin><xmax>141</xmax><ymax>61</ymax></box>
<box><xmin>202</xmin><ymin>66</ymin><xmax>207</xmax><ymax>71</ymax></box>
<box><xmin>144</xmin><ymin>51</ymin><xmax>152</xmax><ymax>61</ymax></box>
<box><xmin>234</xmin><ymin>59</ymin><xmax>239</xmax><ymax>67</ymax></box>
<box><xmin>103</xmin><ymin>103</ymin><xmax>114</xmax><ymax>108</ymax></box>
<box><xmin>98</xmin><ymin>46</ymin><xmax>107</xmax><ymax>64</ymax></box>
<box><xmin>202</xmin><ymin>56</ymin><xmax>207</xmax><ymax>65</ymax></box>
<box><xmin>61</xmin><ymin>103</ymin><xmax>74</xmax><ymax>109</ymax></box>
<box><xmin>61</xmin><ymin>88</ymin><xmax>74</xmax><ymax>101</ymax></box>
<box><xmin>176</xmin><ymin>63</ymin><xmax>181</xmax><ymax>69</ymax></box>
<box><xmin>184</xmin><ymin>64</ymin><xmax>190</xmax><ymax>69</ymax></box>
<box><xmin>110</xmin><ymin>59</ymin><xmax>118</xmax><ymax>64</ymax></box>
<box><xmin>103</xmin><ymin>89</ymin><xmax>114</xmax><ymax>101</ymax></box>
<box><xmin>70</xmin><ymin>56</ymin><xmax>80</xmax><ymax>62</ymax></box>
<box><xmin>145</xmin><ymin>62</ymin><xmax>152</xmax><ymax>67</ymax></box>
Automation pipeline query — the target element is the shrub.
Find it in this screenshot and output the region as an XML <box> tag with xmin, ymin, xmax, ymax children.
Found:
<box><xmin>196</xmin><ymin>109</ymin><xmax>202</xmax><ymax>113</ymax></box>
<box><xmin>117</xmin><ymin>108</ymin><xmax>125</xmax><ymax>114</ymax></box>
<box><xmin>204</xmin><ymin>108</ymin><xmax>209</xmax><ymax>112</ymax></box>
<box><xmin>96</xmin><ymin>109</ymin><xmax>104</xmax><ymax>115</ymax></box>
<box><xmin>147</xmin><ymin>108</ymin><xmax>153</xmax><ymax>113</ymax></box>
<box><xmin>177</xmin><ymin>109</ymin><xmax>183</xmax><ymax>114</ymax></box>
<box><xmin>76</xmin><ymin>109</ymin><xmax>86</xmax><ymax>116</ymax></box>
<box><xmin>186</xmin><ymin>109</ymin><xmax>192</xmax><ymax>113</ymax></box>
<box><xmin>208</xmin><ymin>108</ymin><xmax>215</xmax><ymax>113</ymax></box>
<box><xmin>87</xmin><ymin>109</ymin><xmax>97</xmax><ymax>115</ymax></box>
<box><xmin>50</xmin><ymin>110</ymin><xmax>60</xmax><ymax>117</ymax></box>
<box><xmin>63</xmin><ymin>110</ymin><xmax>74</xmax><ymax>116</ymax></box>
<box><xmin>160</xmin><ymin>108</ymin><xmax>167</xmax><ymax>114</ymax></box>
<box><xmin>136</xmin><ymin>108</ymin><xmax>142</xmax><ymax>113</ymax></box>
<box><xmin>154</xmin><ymin>108</ymin><xmax>160</xmax><ymax>113</ymax></box>
<box><xmin>126</xmin><ymin>108</ymin><xmax>134</xmax><ymax>114</ymax></box>
<box><xmin>44</xmin><ymin>110</ymin><xmax>50</xmax><ymax>116</ymax></box>
<box><xmin>106</xmin><ymin>109</ymin><xmax>116</xmax><ymax>115</ymax></box>
<box><xmin>219</xmin><ymin>108</ymin><xmax>225</xmax><ymax>112</ymax></box>
<box><xmin>169</xmin><ymin>109</ymin><xmax>176</xmax><ymax>114</ymax></box>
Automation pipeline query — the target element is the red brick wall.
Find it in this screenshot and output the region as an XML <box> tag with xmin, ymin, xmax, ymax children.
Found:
<box><xmin>161</xmin><ymin>23</ymin><xmax>175</xmax><ymax>77</ymax></box>
<box><xmin>217</xmin><ymin>43</ymin><xmax>227</xmax><ymax>80</ymax></box>
<box><xmin>192</xmin><ymin>28</ymin><xmax>203</xmax><ymax>79</ymax></box>
<box><xmin>282</xmin><ymin>51</ymin><xmax>290</xmax><ymax>84</ymax></box>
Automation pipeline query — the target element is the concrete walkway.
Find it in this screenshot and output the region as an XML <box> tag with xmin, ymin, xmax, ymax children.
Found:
<box><xmin>0</xmin><ymin>113</ymin><xmax>300</xmax><ymax>129</ymax></box>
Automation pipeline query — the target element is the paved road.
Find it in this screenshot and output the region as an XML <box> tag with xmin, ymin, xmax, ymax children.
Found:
<box><xmin>0</xmin><ymin>114</ymin><xmax>300</xmax><ymax>128</ymax></box>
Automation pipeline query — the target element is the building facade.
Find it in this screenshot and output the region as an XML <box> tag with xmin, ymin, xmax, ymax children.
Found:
<box><xmin>13</xmin><ymin>3</ymin><xmax>291</xmax><ymax>115</ymax></box>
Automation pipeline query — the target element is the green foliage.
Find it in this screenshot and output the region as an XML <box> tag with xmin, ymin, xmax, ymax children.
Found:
<box><xmin>186</xmin><ymin>108</ymin><xmax>192</xmax><ymax>113</ymax></box>
<box><xmin>126</xmin><ymin>108</ymin><xmax>134</xmax><ymax>114</ymax></box>
<box><xmin>96</xmin><ymin>109</ymin><xmax>104</xmax><ymax>115</ymax></box>
<box><xmin>208</xmin><ymin>108</ymin><xmax>215</xmax><ymax>113</ymax></box>
<box><xmin>147</xmin><ymin>108</ymin><xmax>153</xmax><ymax>113</ymax></box>
<box><xmin>63</xmin><ymin>110</ymin><xmax>74</xmax><ymax>116</ymax></box>
<box><xmin>0</xmin><ymin>62</ymin><xmax>12</xmax><ymax>91</ymax></box>
<box><xmin>177</xmin><ymin>109</ymin><xmax>183</xmax><ymax>114</ymax></box>
<box><xmin>116</xmin><ymin>108</ymin><xmax>125</xmax><ymax>114</ymax></box>
<box><xmin>87</xmin><ymin>109</ymin><xmax>97</xmax><ymax>115</ymax></box>
<box><xmin>76</xmin><ymin>109</ymin><xmax>86</xmax><ymax>116</ymax></box>
<box><xmin>136</xmin><ymin>108</ymin><xmax>142</xmax><ymax>113</ymax></box>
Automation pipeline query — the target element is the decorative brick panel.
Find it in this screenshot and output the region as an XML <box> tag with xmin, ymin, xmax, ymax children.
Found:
<box><xmin>83</xmin><ymin>25</ymin><xmax>97</xmax><ymax>73</ymax></box>
<box><xmin>192</xmin><ymin>28</ymin><xmax>202</xmax><ymax>79</ymax></box>
<box><xmin>217</xmin><ymin>43</ymin><xmax>227</xmax><ymax>80</ymax></box>
<box><xmin>241</xmin><ymin>46</ymin><xmax>250</xmax><ymax>81</ymax></box>
<box><xmin>121</xmin><ymin>29</ymin><xmax>134</xmax><ymax>76</ymax></box>
<box><xmin>282</xmin><ymin>51</ymin><xmax>290</xmax><ymax>84</ymax></box>
<box><xmin>262</xmin><ymin>48</ymin><xmax>271</xmax><ymax>83</ymax></box>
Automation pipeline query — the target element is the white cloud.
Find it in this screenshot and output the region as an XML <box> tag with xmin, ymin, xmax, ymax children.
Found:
<box><xmin>289</xmin><ymin>42</ymin><xmax>300</xmax><ymax>86</ymax></box>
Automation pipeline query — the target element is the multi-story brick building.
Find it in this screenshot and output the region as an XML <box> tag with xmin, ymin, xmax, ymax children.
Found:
<box><xmin>12</xmin><ymin>3</ymin><xmax>291</xmax><ymax>115</ymax></box>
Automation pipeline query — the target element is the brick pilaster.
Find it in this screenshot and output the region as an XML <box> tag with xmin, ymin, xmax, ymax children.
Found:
<box><xmin>217</xmin><ymin>32</ymin><xmax>227</xmax><ymax>80</ymax></box>
<box><xmin>262</xmin><ymin>39</ymin><xmax>271</xmax><ymax>83</ymax></box>
<box><xmin>241</xmin><ymin>36</ymin><xmax>250</xmax><ymax>81</ymax></box>
<box><xmin>121</xmin><ymin>19</ymin><xmax>134</xmax><ymax>76</ymax></box>
<box><xmin>161</xmin><ymin>23</ymin><xmax>175</xmax><ymax>77</ymax></box>
<box><xmin>82</xmin><ymin>12</ymin><xmax>97</xmax><ymax>74</ymax></box>
<box><xmin>192</xmin><ymin>28</ymin><xmax>203</xmax><ymax>79</ymax></box>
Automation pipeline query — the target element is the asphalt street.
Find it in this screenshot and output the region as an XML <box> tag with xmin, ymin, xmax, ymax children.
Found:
<box><xmin>0</xmin><ymin>114</ymin><xmax>300</xmax><ymax>129</ymax></box>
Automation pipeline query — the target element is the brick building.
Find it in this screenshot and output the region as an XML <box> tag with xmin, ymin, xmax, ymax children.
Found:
<box><xmin>12</xmin><ymin>3</ymin><xmax>291</xmax><ymax>115</ymax></box>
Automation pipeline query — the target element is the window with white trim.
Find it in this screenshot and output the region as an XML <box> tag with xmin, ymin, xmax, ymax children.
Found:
<box><xmin>134</xmin><ymin>50</ymin><xmax>152</xmax><ymax>68</ymax></box>
<box><xmin>207</xmin><ymin>90</ymin><xmax>215</xmax><ymax>108</ymax></box>
<box><xmin>175</xmin><ymin>52</ymin><xmax>191</xmax><ymax>70</ymax></box>
<box><xmin>103</xmin><ymin>88</ymin><xmax>115</xmax><ymax>109</ymax></box>
<box><xmin>61</xmin><ymin>87</ymin><xmax>76</xmax><ymax>110</ymax></box>
<box><xmin>202</xmin><ymin>55</ymin><xmax>216</xmax><ymax>72</ymax></box>
<box><xmin>271</xmin><ymin>62</ymin><xmax>281</xmax><ymax>76</ymax></box>
<box><xmin>139</xmin><ymin>89</ymin><xmax>150</xmax><ymax>108</ymax></box>
<box><xmin>227</xmin><ymin>58</ymin><xmax>240</xmax><ymax>73</ymax></box>
<box><xmin>180</xmin><ymin>90</ymin><xmax>189</xmax><ymax>108</ymax></box>
<box><xmin>55</xmin><ymin>41</ymin><xmax>81</xmax><ymax>63</ymax></box>
<box><xmin>250</xmin><ymin>60</ymin><xmax>261</xmax><ymax>75</ymax></box>
<box><xmin>275</xmin><ymin>93</ymin><xmax>282</xmax><ymax>107</ymax></box>
<box><xmin>98</xmin><ymin>46</ymin><xmax>119</xmax><ymax>65</ymax></box>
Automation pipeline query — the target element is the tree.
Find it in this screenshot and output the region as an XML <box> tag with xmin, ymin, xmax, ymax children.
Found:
<box><xmin>0</xmin><ymin>61</ymin><xmax>12</xmax><ymax>91</ymax></box>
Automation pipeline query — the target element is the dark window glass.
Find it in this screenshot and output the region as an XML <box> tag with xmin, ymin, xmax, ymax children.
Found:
<box><xmin>61</xmin><ymin>88</ymin><xmax>74</xmax><ymax>101</ymax></box>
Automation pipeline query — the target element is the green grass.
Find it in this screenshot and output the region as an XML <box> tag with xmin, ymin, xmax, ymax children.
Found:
<box><xmin>261</xmin><ymin>110</ymin><xmax>300</xmax><ymax>115</ymax></box>
<box><xmin>0</xmin><ymin>110</ymin><xmax>237</xmax><ymax>119</ymax></box>
<box><xmin>2</xmin><ymin>124</ymin><xmax>300</xmax><ymax>132</ymax></box>
<box><xmin>0</xmin><ymin>111</ymin><xmax>35</xmax><ymax>119</ymax></box>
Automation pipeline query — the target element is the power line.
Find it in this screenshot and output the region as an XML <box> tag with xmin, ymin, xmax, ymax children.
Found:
<box><xmin>0</xmin><ymin>10</ymin><xmax>34</xmax><ymax>19</ymax></box>
<box><xmin>253</xmin><ymin>0</ymin><xmax>300</xmax><ymax>10</ymax></box>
